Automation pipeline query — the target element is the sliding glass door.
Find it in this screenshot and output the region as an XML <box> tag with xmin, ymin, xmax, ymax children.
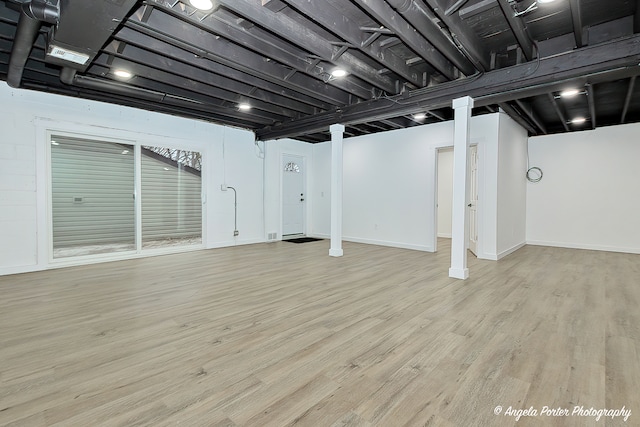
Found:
<box><xmin>49</xmin><ymin>134</ymin><xmax>203</xmax><ymax>259</ymax></box>
<box><xmin>51</xmin><ymin>135</ymin><xmax>135</xmax><ymax>258</ymax></box>
<box><xmin>141</xmin><ymin>146</ymin><xmax>202</xmax><ymax>249</ymax></box>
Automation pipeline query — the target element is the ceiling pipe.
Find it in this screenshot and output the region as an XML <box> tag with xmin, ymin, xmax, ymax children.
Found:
<box><xmin>60</xmin><ymin>67</ymin><xmax>199</xmax><ymax>106</ymax></box>
<box><xmin>7</xmin><ymin>0</ymin><xmax>59</xmax><ymax>88</ymax></box>
<box><xmin>58</xmin><ymin>67</ymin><xmax>271</xmax><ymax>125</ymax></box>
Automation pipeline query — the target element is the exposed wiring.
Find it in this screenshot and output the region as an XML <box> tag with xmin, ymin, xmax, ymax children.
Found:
<box><xmin>222</xmin><ymin>126</ymin><xmax>227</xmax><ymax>184</ymax></box>
<box><xmin>526</xmin><ymin>139</ymin><xmax>543</xmax><ymax>182</ymax></box>
<box><xmin>254</xmin><ymin>140</ymin><xmax>265</xmax><ymax>159</ymax></box>
<box><xmin>227</xmin><ymin>186</ymin><xmax>238</xmax><ymax>236</ymax></box>
<box><xmin>514</xmin><ymin>1</ymin><xmax>538</xmax><ymax>17</ymax></box>
<box><xmin>527</xmin><ymin>167</ymin><xmax>543</xmax><ymax>182</ymax></box>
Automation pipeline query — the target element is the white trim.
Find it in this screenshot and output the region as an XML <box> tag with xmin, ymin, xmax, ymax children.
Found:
<box><xmin>0</xmin><ymin>243</ymin><xmax>205</xmax><ymax>276</ymax></box>
<box><xmin>342</xmin><ymin>236</ymin><xmax>434</xmax><ymax>252</ymax></box>
<box><xmin>448</xmin><ymin>267</ymin><xmax>469</xmax><ymax>280</ymax></box>
<box><xmin>207</xmin><ymin>237</ymin><xmax>265</xmax><ymax>248</ymax></box>
<box><xmin>497</xmin><ymin>242</ymin><xmax>526</xmax><ymax>259</ymax></box>
<box><xmin>134</xmin><ymin>144</ymin><xmax>142</xmax><ymax>251</ymax></box>
<box><xmin>526</xmin><ymin>240</ymin><xmax>640</xmax><ymax>255</ymax></box>
<box><xmin>35</xmin><ymin>124</ymin><xmax>49</xmax><ymax>270</ymax></box>
<box><xmin>329</xmin><ymin>248</ymin><xmax>344</xmax><ymax>257</ymax></box>
<box><xmin>428</xmin><ymin>140</ymin><xmax>455</xmax><ymax>253</ymax></box>
<box><xmin>32</xmin><ymin>118</ymin><xmax>209</xmax><ymax>271</ymax></box>
<box><xmin>437</xmin><ymin>233</ymin><xmax>452</xmax><ymax>238</ymax></box>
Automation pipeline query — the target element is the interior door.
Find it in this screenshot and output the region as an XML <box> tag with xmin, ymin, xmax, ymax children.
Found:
<box><xmin>469</xmin><ymin>145</ymin><xmax>478</xmax><ymax>256</ymax></box>
<box><xmin>282</xmin><ymin>154</ymin><xmax>305</xmax><ymax>236</ymax></box>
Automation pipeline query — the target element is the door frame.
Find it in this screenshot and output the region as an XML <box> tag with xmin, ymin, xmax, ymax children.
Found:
<box><xmin>468</xmin><ymin>144</ymin><xmax>479</xmax><ymax>256</ymax></box>
<box><xmin>430</xmin><ymin>141</ymin><xmax>482</xmax><ymax>255</ymax></box>
<box><xmin>279</xmin><ymin>153</ymin><xmax>307</xmax><ymax>238</ymax></box>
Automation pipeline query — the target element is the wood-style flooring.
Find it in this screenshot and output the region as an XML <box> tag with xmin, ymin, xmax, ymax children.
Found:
<box><xmin>0</xmin><ymin>240</ymin><xmax>638</xmax><ymax>426</ymax></box>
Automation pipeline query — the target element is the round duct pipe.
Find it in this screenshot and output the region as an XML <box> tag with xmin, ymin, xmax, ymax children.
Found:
<box><xmin>6</xmin><ymin>0</ymin><xmax>60</xmax><ymax>88</ymax></box>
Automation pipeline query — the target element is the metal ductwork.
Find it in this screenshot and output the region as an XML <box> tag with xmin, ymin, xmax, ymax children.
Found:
<box><xmin>7</xmin><ymin>0</ymin><xmax>59</xmax><ymax>88</ymax></box>
<box><xmin>44</xmin><ymin>0</ymin><xmax>139</xmax><ymax>71</ymax></box>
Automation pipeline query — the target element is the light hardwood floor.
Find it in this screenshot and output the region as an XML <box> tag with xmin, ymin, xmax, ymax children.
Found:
<box><xmin>1</xmin><ymin>240</ymin><xmax>638</xmax><ymax>426</ymax></box>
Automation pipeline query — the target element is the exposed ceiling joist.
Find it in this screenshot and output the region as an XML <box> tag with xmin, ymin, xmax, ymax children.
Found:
<box><xmin>385</xmin><ymin>0</ymin><xmax>476</xmax><ymax>75</ymax></box>
<box><xmin>586</xmin><ymin>83</ymin><xmax>596</xmax><ymax>129</ymax></box>
<box><xmin>215</xmin><ymin>0</ymin><xmax>398</xmax><ymax>94</ymax></box>
<box><xmin>354</xmin><ymin>0</ymin><xmax>456</xmax><ymax>80</ymax></box>
<box><xmin>137</xmin><ymin>4</ymin><xmax>364</xmax><ymax>103</ymax></box>
<box><xmin>257</xmin><ymin>35</ymin><xmax>640</xmax><ymax>139</ymax></box>
<box><xmin>279</xmin><ymin>0</ymin><xmax>423</xmax><ymax>87</ymax></box>
<box><xmin>547</xmin><ymin>93</ymin><xmax>570</xmax><ymax>132</ymax></box>
<box><xmin>423</xmin><ymin>0</ymin><xmax>491</xmax><ymax>71</ymax></box>
<box><xmin>515</xmin><ymin>99</ymin><xmax>547</xmax><ymax>134</ymax></box>
<box><xmin>499</xmin><ymin>102</ymin><xmax>537</xmax><ymax>135</ymax></box>
<box><xmin>496</xmin><ymin>0</ymin><xmax>534</xmax><ymax>61</ymax></box>
<box><xmin>621</xmin><ymin>76</ymin><xmax>636</xmax><ymax>123</ymax></box>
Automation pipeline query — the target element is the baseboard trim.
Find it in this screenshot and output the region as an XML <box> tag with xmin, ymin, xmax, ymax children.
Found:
<box><xmin>449</xmin><ymin>267</ymin><xmax>469</xmax><ymax>280</ymax></box>
<box><xmin>526</xmin><ymin>240</ymin><xmax>640</xmax><ymax>255</ymax></box>
<box><xmin>497</xmin><ymin>242</ymin><xmax>526</xmax><ymax>260</ymax></box>
<box><xmin>1</xmin><ymin>239</ymin><xmax>267</xmax><ymax>277</ymax></box>
<box><xmin>342</xmin><ymin>236</ymin><xmax>434</xmax><ymax>252</ymax></box>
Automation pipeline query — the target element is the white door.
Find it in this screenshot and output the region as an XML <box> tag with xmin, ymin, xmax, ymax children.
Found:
<box><xmin>469</xmin><ymin>145</ymin><xmax>478</xmax><ymax>256</ymax></box>
<box><xmin>282</xmin><ymin>155</ymin><xmax>305</xmax><ymax>236</ymax></box>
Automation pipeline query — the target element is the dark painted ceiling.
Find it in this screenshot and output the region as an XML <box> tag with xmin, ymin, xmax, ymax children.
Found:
<box><xmin>1</xmin><ymin>0</ymin><xmax>640</xmax><ymax>142</ymax></box>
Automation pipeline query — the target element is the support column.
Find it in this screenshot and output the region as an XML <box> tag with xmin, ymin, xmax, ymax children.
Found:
<box><xmin>449</xmin><ymin>96</ymin><xmax>474</xmax><ymax>279</ymax></box>
<box><xmin>329</xmin><ymin>124</ymin><xmax>345</xmax><ymax>257</ymax></box>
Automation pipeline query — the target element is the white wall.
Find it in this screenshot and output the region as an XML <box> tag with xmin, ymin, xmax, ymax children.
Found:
<box><xmin>437</xmin><ymin>148</ymin><xmax>453</xmax><ymax>238</ymax></box>
<box><xmin>310</xmin><ymin>115</ymin><xmax>503</xmax><ymax>254</ymax></box>
<box><xmin>496</xmin><ymin>113</ymin><xmax>528</xmax><ymax>258</ymax></box>
<box><xmin>311</xmin><ymin>121</ymin><xmax>454</xmax><ymax>251</ymax></box>
<box><xmin>527</xmin><ymin>123</ymin><xmax>640</xmax><ymax>254</ymax></box>
<box><xmin>0</xmin><ymin>82</ymin><xmax>264</xmax><ymax>275</ymax></box>
<box><xmin>310</xmin><ymin>142</ymin><xmax>331</xmax><ymax>237</ymax></box>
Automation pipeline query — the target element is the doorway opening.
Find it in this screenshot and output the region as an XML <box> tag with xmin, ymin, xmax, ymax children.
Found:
<box><xmin>435</xmin><ymin>144</ymin><xmax>478</xmax><ymax>256</ymax></box>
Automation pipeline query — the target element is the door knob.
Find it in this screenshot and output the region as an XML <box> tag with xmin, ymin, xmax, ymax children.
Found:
<box><xmin>468</xmin><ymin>203</ymin><xmax>472</xmax><ymax>207</ymax></box>
<box><xmin>300</xmin><ymin>198</ymin><xmax>305</xmax><ymax>201</ymax></box>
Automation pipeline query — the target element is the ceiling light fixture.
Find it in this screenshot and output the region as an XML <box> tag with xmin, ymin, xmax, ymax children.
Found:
<box><xmin>113</xmin><ymin>69</ymin><xmax>133</xmax><ymax>79</ymax></box>
<box><xmin>537</xmin><ymin>0</ymin><xmax>556</xmax><ymax>3</ymax></box>
<box><xmin>238</xmin><ymin>103</ymin><xmax>252</xmax><ymax>111</ymax></box>
<box><xmin>560</xmin><ymin>88</ymin><xmax>580</xmax><ymax>98</ymax></box>
<box><xmin>571</xmin><ymin>117</ymin><xmax>587</xmax><ymax>124</ymax></box>
<box><xmin>51</xmin><ymin>141</ymin><xmax>59</xmax><ymax>145</ymax></box>
<box><xmin>189</xmin><ymin>0</ymin><xmax>214</xmax><ymax>10</ymax></box>
<box><xmin>330</xmin><ymin>68</ymin><xmax>348</xmax><ymax>78</ymax></box>
<box><xmin>413</xmin><ymin>113</ymin><xmax>427</xmax><ymax>120</ymax></box>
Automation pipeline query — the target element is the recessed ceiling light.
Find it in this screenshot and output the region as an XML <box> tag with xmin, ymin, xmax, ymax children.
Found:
<box><xmin>560</xmin><ymin>88</ymin><xmax>580</xmax><ymax>98</ymax></box>
<box><xmin>413</xmin><ymin>113</ymin><xmax>427</xmax><ymax>120</ymax></box>
<box><xmin>571</xmin><ymin>117</ymin><xmax>587</xmax><ymax>124</ymax></box>
<box><xmin>121</xmin><ymin>150</ymin><xmax>129</xmax><ymax>155</ymax></box>
<box><xmin>113</xmin><ymin>69</ymin><xmax>133</xmax><ymax>79</ymax></box>
<box><xmin>51</xmin><ymin>141</ymin><xmax>59</xmax><ymax>145</ymax></box>
<box><xmin>331</xmin><ymin>68</ymin><xmax>348</xmax><ymax>78</ymax></box>
<box><xmin>189</xmin><ymin>0</ymin><xmax>214</xmax><ymax>10</ymax></box>
<box><xmin>537</xmin><ymin>0</ymin><xmax>556</xmax><ymax>3</ymax></box>
<box><xmin>238</xmin><ymin>103</ymin><xmax>251</xmax><ymax>111</ymax></box>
